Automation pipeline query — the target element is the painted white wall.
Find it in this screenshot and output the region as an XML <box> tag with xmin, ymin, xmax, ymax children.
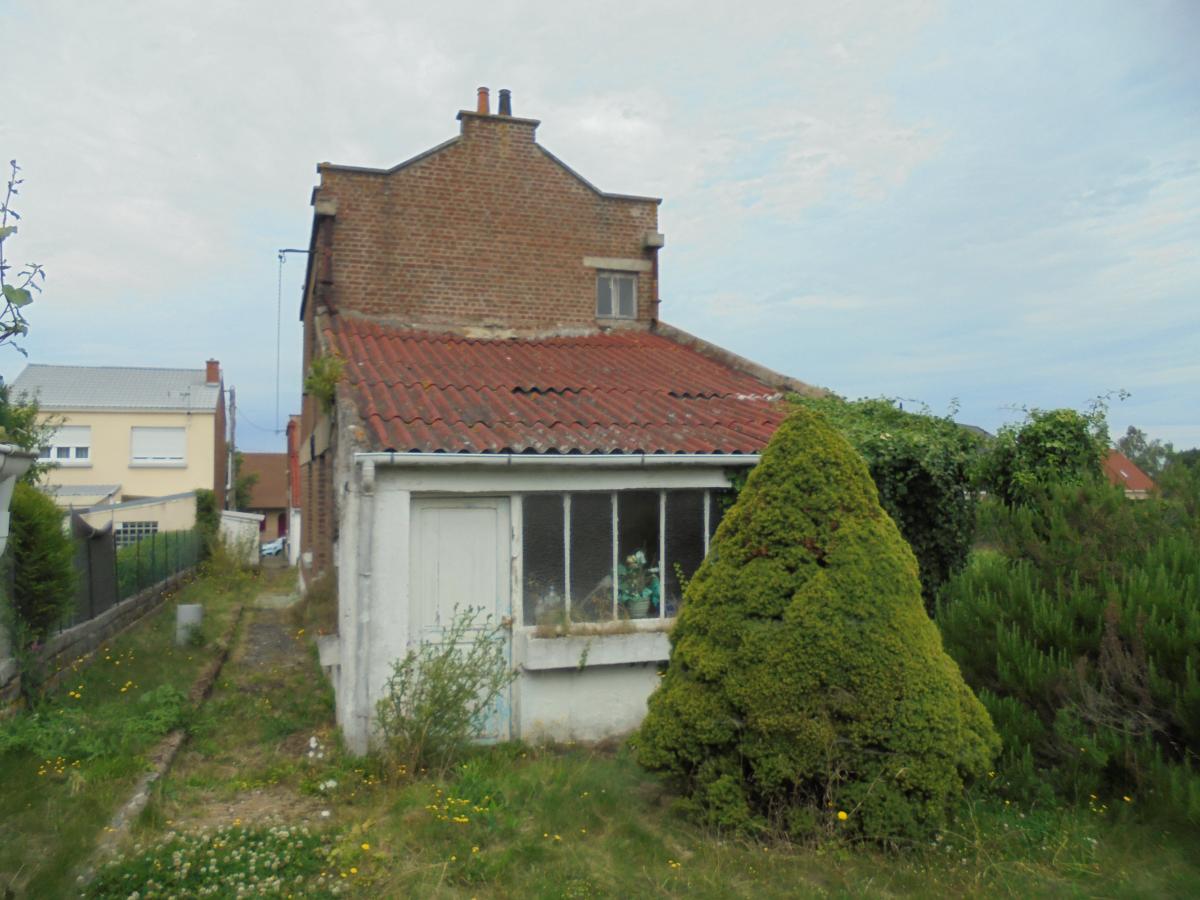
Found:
<box><xmin>219</xmin><ymin>510</ymin><xmax>264</xmax><ymax>565</ymax></box>
<box><xmin>334</xmin><ymin>459</ymin><xmax>733</xmax><ymax>755</ymax></box>
<box><xmin>517</xmin><ymin>665</ymin><xmax>664</xmax><ymax>742</ymax></box>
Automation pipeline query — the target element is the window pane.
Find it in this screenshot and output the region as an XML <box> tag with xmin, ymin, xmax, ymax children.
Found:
<box><xmin>570</xmin><ymin>493</ymin><xmax>614</xmax><ymax>622</ymax></box>
<box><xmin>596</xmin><ymin>274</ymin><xmax>613</xmax><ymax>317</ymax></box>
<box><xmin>710</xmin><ymin>488</ymin><xmax>736</xmax><ymax>543</ymax></box>
<box><xmin>617</xmin><ymin>275</ymin><xmax>636</xmax><ymax>318</ymax></box>
<box><xmin>38</xmin><ymin>447</ymin><xmax>51</xmax><ymax>459</ymax></box>
<box><xmin>76</xmin><ymin>447</ymin><xmax>90</xmax><ymax>460</ymax></box>
<box><xmin>56</xmin><ymin>446</ymin><xmax>70</xmax><ymax>459</ymax></box>
<box><xmin>665</xmin><ymin>491</ymin><xmax>705</xmax><ymax>615</ymax></box>
<box><xmin>618</xmin><ymin>491</ymin><xmax>660</xmax><ymax>619</ymax></box>
<box><xmin>523</xmin><ymin>494</ymin><xmax>565</xmax><ymax>626</ymax></box>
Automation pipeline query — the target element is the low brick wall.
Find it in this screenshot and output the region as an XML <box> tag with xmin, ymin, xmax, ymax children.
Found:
<box><xmin>0</xmin><ymin>569</ymin><xmax>194</xmax><ymax>704</ymax></box>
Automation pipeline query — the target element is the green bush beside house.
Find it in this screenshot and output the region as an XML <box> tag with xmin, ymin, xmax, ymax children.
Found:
<box><xmin>636</xmin><ymin>405</ymin><xmax>998</xmax><ymax>843</ymax></box>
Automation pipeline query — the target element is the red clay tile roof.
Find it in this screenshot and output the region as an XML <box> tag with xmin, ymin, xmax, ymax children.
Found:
<box><xmin>327</xmin><ymin>317</ymin><xmax>789</xmax><ymax>454</ymax></box>
<box><xmin>1103</xmin><ymin>449</ymin><xmax>1156</xmax><ymax>493</ymax></box>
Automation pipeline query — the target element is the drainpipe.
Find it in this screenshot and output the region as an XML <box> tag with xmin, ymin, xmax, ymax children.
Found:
<box><xmin>352</xmin><ymin>457</ymin><xmax>376</xmax><ymax>752</ymax></box>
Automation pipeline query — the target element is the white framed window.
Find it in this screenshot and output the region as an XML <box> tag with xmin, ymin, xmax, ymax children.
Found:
<box><xmin>40</xmin><ymin>425</ymin><xmax>92</xmax><ymax>466</ymax></box>
<box><xmin>520</xmin><ymin>488</ymin><xmax>731</xmax><ymax>627</ymax></box>
<box><xmin>130</xmin><ymin>426</ymin><xmax>186</xmax><ymax>466</ymax></box>
<box><xmin>596</xmin><ymin>272</ymin><xmax>637</xmax><ymax>319</ymax></box>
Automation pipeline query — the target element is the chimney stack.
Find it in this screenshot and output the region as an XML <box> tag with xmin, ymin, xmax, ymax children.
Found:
<box><xmin>476</xmin><ymin>86</ymin><xmax>490</xmax><ymax>115</ymax></box>
<box><xmin>205</xmin><ymin>359</ymin><xmax>220</xmax><ymax>385</ymax></box>
<box><xmin>498</xmin><ymin>88</ymin><xmax>512</xmax><ymax>116</ymax></box>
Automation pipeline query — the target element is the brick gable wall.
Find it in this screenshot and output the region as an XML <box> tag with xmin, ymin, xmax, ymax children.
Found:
<box><xmin>311</xmin><ymin>110</ymin><xmax>661</xmax><ymax>331</ymax></box>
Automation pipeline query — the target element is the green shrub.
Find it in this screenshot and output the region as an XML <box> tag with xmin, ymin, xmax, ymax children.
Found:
<box><xmin>938</xmin><ymin>483</ymin><xmax>1200</xmax><ymax>823</ymax></box>
<box><xmin>978</xmin><ymin>407</ymin><xmax>1108</xmax><ymax>506</ymax></box>
<box><xmin>4</xmin><ymin>482</ymin><xmax>75</xmax><ymax>643</ymax></box>
<box><xmin>194</xmin><ymin>487</ymin><xmax>219</xmax><ymax>556</ymax></box>
<box><xmin>636</xmin><ymin>406</ymin><xmax>998</xmax><ymax>843</ymax></box>
<box><xmin>375</xmin><ymin>606</ymin><xmax>516</xmax><ymax>776</ymax></box>
<box><xmin>793</xmin><ymin>395</ymin><xmax>982</xmax><ymax>609</ymax></box>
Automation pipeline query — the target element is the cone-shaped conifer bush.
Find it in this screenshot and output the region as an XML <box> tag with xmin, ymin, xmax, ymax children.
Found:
<box><xmin>636</xmin><ymin>406</ymin><xmax>998</xmax><ymax>842</ymax></box>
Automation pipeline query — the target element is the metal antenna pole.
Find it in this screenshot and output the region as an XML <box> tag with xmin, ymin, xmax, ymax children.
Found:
<box><xmin>275</xmin><ymin>249</ymin><xmax>310</xmax><ymax>435</ymax></box>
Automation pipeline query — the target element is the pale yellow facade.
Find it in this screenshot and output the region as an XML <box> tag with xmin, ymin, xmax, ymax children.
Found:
<box><xmin>41</xmin><ymin>410</ymin><xmax>219</xmax><ymax>502</ymax></box>
<box><xmin>78</xmin><ymin>493</ymin><xmax>197</xmax><ymax>531</ymax></box>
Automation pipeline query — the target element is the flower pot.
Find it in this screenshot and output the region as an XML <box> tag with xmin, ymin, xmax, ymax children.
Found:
<box><xmin>627</xmin><ymin>597</ymin><xmax>652</xmax><ymax>619</ymax></box>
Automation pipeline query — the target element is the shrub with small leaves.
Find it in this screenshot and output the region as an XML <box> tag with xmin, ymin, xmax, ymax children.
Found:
<box><xmin>636</xmin><ymin>405</ymin><xmax>998</xmax><ymax>843</ymax></box>
<box><xmin>375</xmin><ymin>606</ymin><xmax>516</xmax><ymax>776</ymax></box>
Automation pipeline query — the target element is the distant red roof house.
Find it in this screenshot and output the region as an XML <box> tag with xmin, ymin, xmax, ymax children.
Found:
<box><xmin>240</xmin><ymin>452</ymin><xmax>288</xmax><ymax>540</ymax></box>
<box><xmin>1103</xmin><ymin>449</ymin><xmax>1155</xmax><ymax>499</ymax></box>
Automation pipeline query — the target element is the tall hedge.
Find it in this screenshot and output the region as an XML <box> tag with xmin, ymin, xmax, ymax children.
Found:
<box><xmin>978</xmin><ymin>408</ymin><xmax>1107</xmax><ymax>506</ymax></box>
<box><xmin>793</xmin><ymin>396</ymin><xmax>981</xmax><ymax>609</ymax></box>
<box><xmin>6</xmin><ymin>482</ymin><xmax>75</xmax><ymax>642</ymax></box>
<box><xmin>939</xmin><ymin>482</ymin><xmax>1200</xmax><ymax>823</ymax></box>
<box><xmin>636</xmin><ymin>406</ymin><xmax>998</xmax><ymax>842</ymax></box>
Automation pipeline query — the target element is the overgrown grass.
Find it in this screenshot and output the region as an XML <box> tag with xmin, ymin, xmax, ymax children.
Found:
<box><xmin>300</xmin><ymin>745</ymin><xmax>1196</xmax><ymax>898</ymax></box>
<box><xmin>0</xmin><ymin>553</ymin><xmax>258</xmax><ymax>898</ymax></box>
<box><xmin>74</xmin><ymin>567</ymin><xmax>1200</xmax><ymax>898</ymax></box>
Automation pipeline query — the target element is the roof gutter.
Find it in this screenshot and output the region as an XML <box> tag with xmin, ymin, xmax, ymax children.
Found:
<box><xmin>353</xmin><ymin>452</ymin><xmax>761</xmax><ymax>469</ymax></box>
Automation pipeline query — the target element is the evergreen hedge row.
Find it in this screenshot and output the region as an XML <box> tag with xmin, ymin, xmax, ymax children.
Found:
<box><xmin>939</xmin><ymin>482</ymin><xmax>1200</xmax><ymax>824</ymax></box>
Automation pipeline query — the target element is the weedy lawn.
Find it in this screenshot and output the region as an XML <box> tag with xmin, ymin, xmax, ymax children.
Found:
<box><xmin>97</xmin><ymin>579</ymin><xmax>1200</xmax><ymax>899</ymax></box>
<box><xmin>18</xmin><ymin>568</ymin><xmax>1196</xmax><ymax>898</ymax></box>
<box><xmin>0</xmin><ymin>554</ymin><xmax>257</xmax><ymax>898</ymax></box>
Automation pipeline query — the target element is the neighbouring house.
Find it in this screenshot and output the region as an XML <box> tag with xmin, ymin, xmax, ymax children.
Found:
<box><xmin>11</xmin><ymin>360</ymin><xmax>228</xmax><ymax>540</ymax></box>
<box><xmin>1103</xmin><ymin>449</ymin><xmax>1156</xmax><ymax>499</ymax></box>
<box><xmin>298</xmin><ymin>88</ymin><xmax>821</xmax><ymax>753</ymax></box>
<box><xmin>240</xmin><ymin>452</ymin><xmax>289</xmax><ymax>542</ymax></box>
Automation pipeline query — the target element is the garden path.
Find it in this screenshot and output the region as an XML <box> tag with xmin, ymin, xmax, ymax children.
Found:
<box><xmin>150</xmin><ymin>580</ymin><xmax>336</xmax><ymax>834</ymax></box>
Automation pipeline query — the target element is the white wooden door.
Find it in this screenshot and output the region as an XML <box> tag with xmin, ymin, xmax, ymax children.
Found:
<box><xmin>409</xmin><ymin>497</ymin><xmax>512</xmax><ymax>740</ymax></box>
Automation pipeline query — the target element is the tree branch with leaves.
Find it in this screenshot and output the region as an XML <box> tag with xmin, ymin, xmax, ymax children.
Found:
<box><xmin>0</xmin><ymin>160</ymin><xmax>45</xmax><ymax>353</ymax></box>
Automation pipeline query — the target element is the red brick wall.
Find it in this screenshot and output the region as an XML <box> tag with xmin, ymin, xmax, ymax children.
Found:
<box><xmin>312</xmin><ymin>110</ymin><xmax>661</xmax><ymax>331</ymax></box>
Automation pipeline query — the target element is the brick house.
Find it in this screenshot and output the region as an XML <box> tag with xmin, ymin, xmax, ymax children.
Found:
<box><xmin>297</xmin><ymin>89</ymin><xmax>820</xmax><ymax>752</ymax></box>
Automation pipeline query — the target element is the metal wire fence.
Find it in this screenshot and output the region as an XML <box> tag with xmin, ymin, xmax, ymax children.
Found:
<box><xmin>66</xmin><ymin>525</ymin><xmax>203</xmax><ymax>629</ymax></box>
<box><xmin>114</xmin><ymin>528</ymin><xmax>203</xmax><ymax>603</ymax></box>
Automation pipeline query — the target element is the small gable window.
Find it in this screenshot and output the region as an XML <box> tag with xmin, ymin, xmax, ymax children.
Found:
<box><xmin>596</xmin><ymin>272</ymin><xmax>637</xmax><ymax>319</ymax></box>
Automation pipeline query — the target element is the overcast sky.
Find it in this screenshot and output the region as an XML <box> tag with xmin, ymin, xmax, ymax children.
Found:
<box><xmin>4</xmin><ymin>0</ymin><xmax>1197</xmax><ymax>452</ymax></box>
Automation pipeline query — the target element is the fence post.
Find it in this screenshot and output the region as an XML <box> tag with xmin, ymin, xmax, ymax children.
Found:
<box><xmin>136</xmin><ymin>536</ymin><xmax>142</xmax><ymax>594</ymax></box>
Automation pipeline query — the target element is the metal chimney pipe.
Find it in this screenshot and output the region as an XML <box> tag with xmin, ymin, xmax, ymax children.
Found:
<box><xmin>498</xmin><ymin>89</ymin><xmax>512</xmax><ymax>116</ymax></box>
<box><xmin>476</xmin><ymin>86</ymin><xmax>490</xmax><ymax>115</ymax></box>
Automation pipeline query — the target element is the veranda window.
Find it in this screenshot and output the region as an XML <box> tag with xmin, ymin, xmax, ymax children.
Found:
<box><xmin>521</xmin><ymin>489</ymin><xmax>729</xmax><ymax>627</ymax></box>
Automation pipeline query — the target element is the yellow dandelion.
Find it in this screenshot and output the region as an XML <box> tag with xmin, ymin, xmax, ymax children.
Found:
<box><xmin>349</xmin><ymin>867</ymin><xmax>358</xmax><ymax>875</ymax></box>
<box><xmin>837</xmin><ymin>811</ymin><xmax>848</xmax><ymax>821</ymax></box>
<box><xmin>361</xmin><ymin>842</ymin><xmax>370</xmax><ymax>851</ymax></box>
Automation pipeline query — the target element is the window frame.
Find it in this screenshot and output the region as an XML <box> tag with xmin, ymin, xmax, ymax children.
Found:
<box><xmin>519</xmin><ymin>488</ymin><xmax>718</xmax><ymax>628</ymax></box>
<box><xmin>40</xmin><ymin>425</ymin><xmax>92</xmax><ymax>467</ymax></box>
<box><xmin>595</xmin><ymin>271</ymin><xmax>638</xmax><ymax>320</ymax></box>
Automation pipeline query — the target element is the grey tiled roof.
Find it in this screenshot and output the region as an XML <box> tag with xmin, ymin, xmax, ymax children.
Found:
<box><xmin>10</xmin><ymin>365</ymin><xmax>221</xmax><ymax>412</ymax></box>
<box><xmin>44</xmin><ymin>483</ymin><xmax>121</xmax><ymax>498</ymax></box>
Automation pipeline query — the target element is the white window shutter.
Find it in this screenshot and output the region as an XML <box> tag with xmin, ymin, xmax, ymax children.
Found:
<box><xmin>131</xmin><ymin>427</ymin><xmax>186</xmax><ymax>463</ymax></box>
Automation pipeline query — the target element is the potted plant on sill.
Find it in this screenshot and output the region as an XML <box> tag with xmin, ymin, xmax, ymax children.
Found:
<box><xmin>618</xmin><ymin>549</ymin><xmax>660</xmax><ymax>619</ymax></box>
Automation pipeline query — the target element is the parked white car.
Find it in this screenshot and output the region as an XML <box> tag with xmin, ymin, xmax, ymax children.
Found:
<box><xmin>260</xmin><ymin>537</ymin><xmax>285</xmax><ymax>557</ymax></box>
